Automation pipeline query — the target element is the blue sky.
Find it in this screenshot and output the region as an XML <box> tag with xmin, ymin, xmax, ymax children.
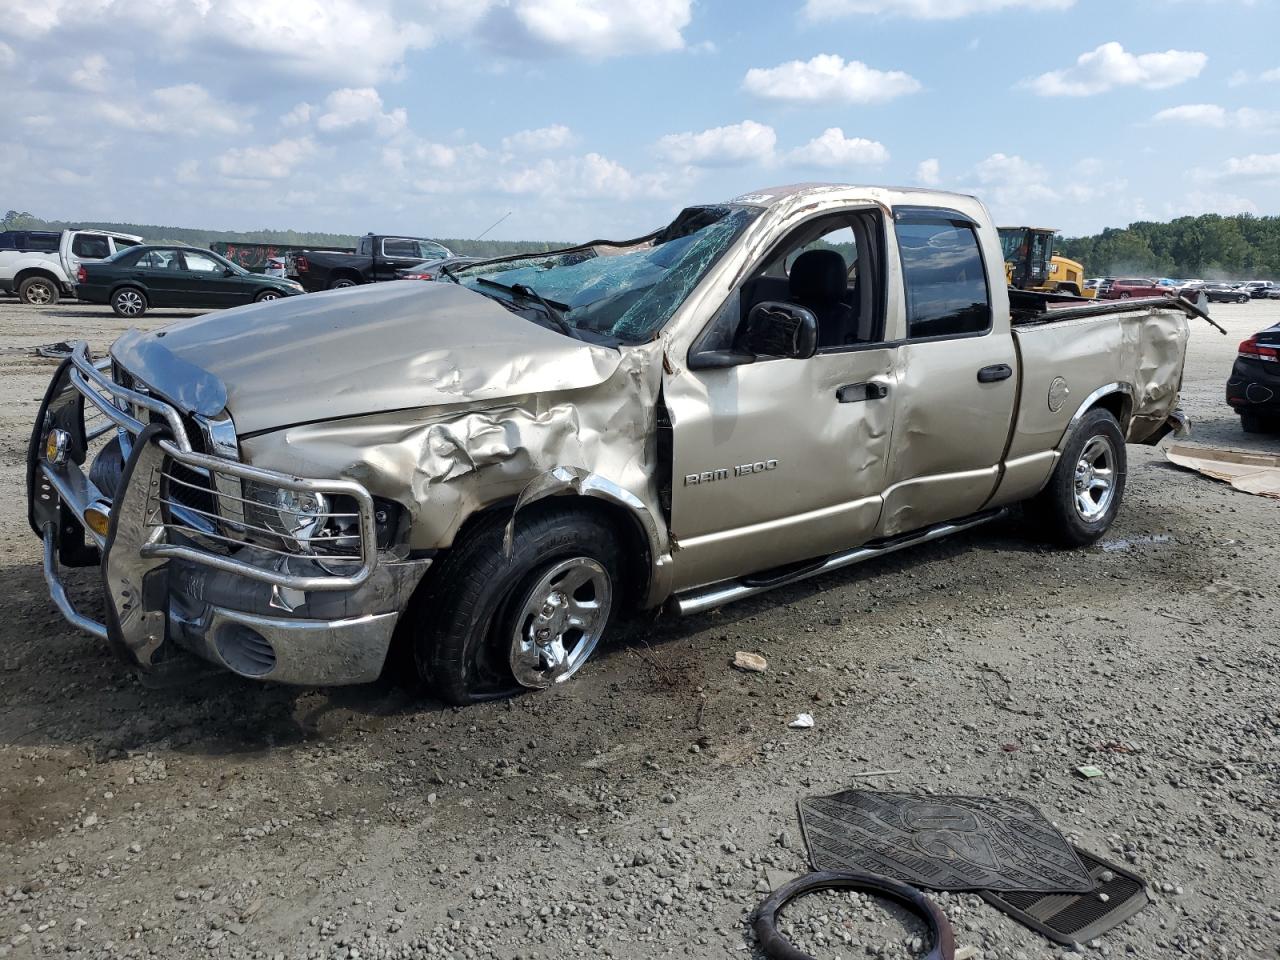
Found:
<box><xmin>1</xmin><ymin>0</ymin><xmax>1277</xmax><ymax>242</ymax></box>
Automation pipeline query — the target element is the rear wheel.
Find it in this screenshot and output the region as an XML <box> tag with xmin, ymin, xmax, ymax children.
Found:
<box><xmin>18</xmin><ymin>276</ymin><xmax>59</xmax><ymax>305</ymax></box>
<box><xmin>111</xmin><ymin>287</ymin><xmax>147</xmax><ymax>318</ymax></box>
<box><xmin>409</xmin><ymin>506</ymin><xmax>622</xmax><ymax>705</ymax></box>
<box><xmin>328</xmin><ymin>277</ymin><xmax>357</xmax><ymax>290</ymax></box>
<box><xmin>1029</xmin><ymin>408</ymin><xmax>1126</xmax><ymax>547</ymax></box>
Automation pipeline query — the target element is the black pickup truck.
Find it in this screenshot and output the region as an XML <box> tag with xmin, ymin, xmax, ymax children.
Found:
<box><xmin>293</xmin><ymin>234</ymin><xmax>453</xmax><ymax>292</ymax></box>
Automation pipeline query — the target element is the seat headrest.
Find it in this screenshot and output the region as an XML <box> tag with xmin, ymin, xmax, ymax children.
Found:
<box><xmin>789</xmin><ymin>249</ymin><xmax>847</xmax><ymax>304</ymax></box>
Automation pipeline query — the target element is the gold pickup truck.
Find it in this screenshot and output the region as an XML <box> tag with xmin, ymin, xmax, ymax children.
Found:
<box><xmin>28</xmin><ymin>185</ymin><xmax>1197</xmax><ymax>703</ymax></box>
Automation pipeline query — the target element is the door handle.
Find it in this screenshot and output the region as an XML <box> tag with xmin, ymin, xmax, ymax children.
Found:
<box><xmin>977</xmin><ymin>364</ymin><xmax>1013</xmax><ymax>383</ymax></box>
<box><xmin>837</xmin><ymin>382</ymin><xmax>889</xmax><ymax>403</ymax></box>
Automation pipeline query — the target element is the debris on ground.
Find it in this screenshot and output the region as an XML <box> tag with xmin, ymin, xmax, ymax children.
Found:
<box><xmin>789</xmin><ymin>713</ymin><xmax>815</xmax><ymax>729</ymax></box>
<box><xmin>733</xmin><ymin>650</ymin><xmax>768</xmax><ymax>672</ymax></box>
<box><xmin>1076</xmin><ymin>765</ymin><xmax>1106</xmax><ymax>779</ymax></box>
<box><xmin>1165</xmin><ymin>442</ymin><xmax>1280</xmax><ymax>497</ymax></box>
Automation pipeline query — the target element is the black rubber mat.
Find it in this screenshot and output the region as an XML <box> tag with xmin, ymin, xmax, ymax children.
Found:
<box><xmin>980</xmin><ymin>847</ymin><xmax>1150</xmax><ymax>945</ymax></box>
<box><xmin>798</xmin><ymin>790</ymin><xmax>1094</xmax><ymax>894</ymax></box>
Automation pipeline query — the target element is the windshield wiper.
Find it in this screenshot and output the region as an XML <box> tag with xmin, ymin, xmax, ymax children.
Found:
<box><xmin>439</xmin><ymin>261</ymin><xmax>461</xmax><ymax>284</ymax></box>
<box><xmin>475</xmin><ymin>277</ymin><xmax>579</xmax><ymax>340</ymax></box>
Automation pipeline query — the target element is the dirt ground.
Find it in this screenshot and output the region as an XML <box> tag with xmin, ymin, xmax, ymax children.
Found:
<box><xmin>0</xmin><ymin>295</ymin><xmax>1277</xmax><ymax>960</ymax></box>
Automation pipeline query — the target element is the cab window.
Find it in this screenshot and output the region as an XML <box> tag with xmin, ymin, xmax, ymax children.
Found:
<box><xmin>895</xmin><ymin>215</ymin><xmax>991</xmax><ymax>340</ymax></box>
<box><xmin>72</xmin><ymin>234</ymin><xmax>111</xmax><ymax>259</ymax></box>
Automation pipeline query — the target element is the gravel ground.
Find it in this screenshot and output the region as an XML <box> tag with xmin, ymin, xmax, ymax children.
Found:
<box><xmin>0</xmin><ymin>295</ymin><xmax>1277</xmax><ymax>960</ymax></box>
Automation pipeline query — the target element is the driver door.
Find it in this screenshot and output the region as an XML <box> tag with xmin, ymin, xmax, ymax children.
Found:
<box><xmin>664</xmin><ymin>212</ymin><xmax>897</xmax><ymax>592</ymax></box>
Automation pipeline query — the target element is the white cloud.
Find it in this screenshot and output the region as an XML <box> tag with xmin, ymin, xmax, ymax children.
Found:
<box><xmin>1</xmin><ymin>0</ymin><xmax>430</xmax><ymax>86</ymax></box>
<box><xmin>804</xmin><ymin>0</ymin><xmax>1073</xmax><ymax>18</ymax></box>
<box><xmin>69</xmin><ymin>53</ymin><xmax>108</xmax><ymax>92</ymax></box>
<box><xmin>281</xmin><ymin>103</ymin><xmax>312</xmax><ymax>128</ymax></box>
<box><xmin>1166</xmin><ymin>191</ymin><xmax>1259</xmax><ymax>218</ymax></box>
<box><xmin>787</xmin><ymin>128</ymin><xmax>889</xmax><ymax>167</ymax></box>
<box><xmin>1029</xmin><ymin>42</ymin><xmax>1206</xmax><ymax>96</ymax></box>
<box><xmin>216</xmin><ymin>137</ymin><xmax>316</xmax><ymax>181</ymax></box>
<box><xmin>315</xmin><ymin>88</ymin><xmax>407</xmax><ymax>138</ymax></box>
<box><xmin>654</xmin><ymin>120</ymin><xmax>776</xmax><ymax>167</ymax></box>
<box><xmin>1214</xmin><ymin>154</ymin><xmax>1280</xmax><ymax>181</ymax></box>
<box><xmin>743</xmin><ymin>54</ymin><xmax>921</xmax><ymax>104</ymax></box>
<box><xmin>916</xmin><ymin>158</ymin><xmax>941</xmax><ymax>186</ymax></box>
<box><xmin>1152</xmin><ymin>104</ymin><xmax>1279</xmax><ymax>131</ymax></box>
<box><xmin>98</xmin><ymin>84</ymin><xmax>250</xmax><ymax>137</ymax></box>
<box><xmin>973</xmin><ymin>153</ymin><xmax>1056</xmax><ymax>206</ymax></box>
<box><xmin>0</xmin><ymin>40</ymin><xmax>14</xmax><ymax>69</ymax></box>
<box><xmin>500</xmin><ymin>152</ymin><xmax>673</xmax><ymax>199</ymax></box>
<box><xmin>483</xmin><ymin>0</ymin><xmax>692</xmax><ymax>58</ymax></box>
<box><xmin>502</xmin><ymin>124</ymin><xmax>576</xmax><ymax>152</ymax></box>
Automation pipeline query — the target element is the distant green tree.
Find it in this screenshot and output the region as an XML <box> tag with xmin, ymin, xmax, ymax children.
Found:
<box><xmin>2</xmin><ymin>210</ymin><xmax>41</xmax><ymax>230</ymax></box>
<box><xmin>1060</xmin><ymin>213</ymin><xmax>1280</xmax><ymax>279</ymax></box>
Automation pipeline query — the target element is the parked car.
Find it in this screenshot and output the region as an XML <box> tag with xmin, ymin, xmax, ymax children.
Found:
<box><xmin>1192</xmin><ymin>282</ymin><xmax>1252</xmax><ymax>304</ymax></box>
<box><xmin>294</xmin><ymin>234</ymin><xmax>453</xmax><ymax>291</ymax></box>
<box><xmin>1265</xmin><ymin>286</ymin><xmax>1280</xmax><ymax>300</ymax></box>
<box><xmin>0</xmin><ymin>230</ymin><xmax>62</xmax><ymax>252</ymax></box>
<box><xmin>28</xmin><ymin>184</ymin><xmax>1195</xmax><ymax>703</ymax></box>
<box><xmin>263</xmin><ymin>256</ymin><xmax>289</xmax><ymax>279</ymax></box>
<box><xmin>1100</xmin><ymin>278</ymin><xmax>1172</xmax><ymax>300</ymax></box>
<box><xmin>1227</xmin><ymin>322</ymin><xmax>1280</xmax><ymax>432</ymax></box>
<box><xmin>395</xmin><ymin>256</ymin><xmax>483</xmax><ymax>281</ymax></box>
<box><xmin>74</xmin><ymin>244</ymin><xmax>304</xmax><ymax>317</ymax></box>
<box><xmin>1241</xmin><ymin>281</ymin><xmax>1274</xmax><ymax>299</ymax></box>
<box><xmin>0</xmin><ymin>229</ymin><xmax>142</xmax><ymax>304</ymax></box>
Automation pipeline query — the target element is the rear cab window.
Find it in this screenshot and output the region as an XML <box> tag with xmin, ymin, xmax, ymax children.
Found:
<box><xmin>72</xmin><ymin>234</ymin><xmax>111</xmax><ymax>259</ymax></box>
<box><xmin>894</xmin><ymin>211</ymin><xmax>992</xmax><ymax>340</ymax></box>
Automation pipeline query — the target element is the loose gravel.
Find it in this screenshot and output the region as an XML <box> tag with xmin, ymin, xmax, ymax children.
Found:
<box><xmin>0</xmin><ymin>296</ymin><xmax>1277</xmax><ymax>960</ymax></box>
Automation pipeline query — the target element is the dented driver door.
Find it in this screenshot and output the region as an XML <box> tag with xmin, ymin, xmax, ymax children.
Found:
<box><xmin>664</xmin><ymin>346</ymin><xmax>897</xmax><ymax>593</ymax></box>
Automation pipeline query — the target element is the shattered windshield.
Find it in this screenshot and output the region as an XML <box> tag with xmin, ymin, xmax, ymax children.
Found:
<box><xmin>454</xmin><ymin>205</ymin><xmax>760</xmax><ymax>344</ymax></box>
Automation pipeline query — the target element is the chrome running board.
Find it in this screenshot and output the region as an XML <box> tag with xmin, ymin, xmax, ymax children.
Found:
<box><xmin>671</xmin><ymin>509</ymin><xmax>1006</xmax><ymax>617</ymax></box>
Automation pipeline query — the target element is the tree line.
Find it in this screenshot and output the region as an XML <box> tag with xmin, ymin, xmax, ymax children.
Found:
<box><xmin>2</xmin><ymin>210</ymin><xmax>569</xmax><ymax>259</ymax></box>
<box><xmin>1058</xmin><ymin>213</ymin><xmax>1280</xmax><ymax>281</ymax></box>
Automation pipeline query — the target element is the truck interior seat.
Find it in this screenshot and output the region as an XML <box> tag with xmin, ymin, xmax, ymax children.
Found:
<box><xmin>789</xmin><ymin>249</ymin><xmax>857</xmax><ymax>348</ymax></box>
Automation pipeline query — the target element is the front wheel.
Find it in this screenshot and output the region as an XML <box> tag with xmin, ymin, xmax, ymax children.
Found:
<box><xmin>1029</xmin><ymin>408</ymin><xmax>1126</xmax><ymax>547</ymax></box>
<box><xmin>409</xmin><ymin>506</ymin><xmax>622</xmax><ymax>705</ymax></box>
<box><xmin>254</xmin><ymin>290</ymin><xmax>282</xmax><ymax>302</ymax></box>
<box><xmin>18</xmin><ymin>276</ymin><xmax>59</xmax><ymax>305</ymax></box>
<box><xmin>111</xmin><ymin>287</ymin><xmax>147</xmax><ymax>318</ymax></box>
<box><xmin>1237</xmin><ymin>294</ymin><xmax>1249</xmax><ymax>304</ymax></box>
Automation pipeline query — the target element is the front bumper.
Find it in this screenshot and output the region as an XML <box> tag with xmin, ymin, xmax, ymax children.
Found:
<box><xmin>28</xmin><ymin>343</ymin><xmax>428</xmax><ymax>686</ymax></box>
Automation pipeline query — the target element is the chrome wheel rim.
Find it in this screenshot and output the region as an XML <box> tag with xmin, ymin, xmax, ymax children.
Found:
<box><xmin>509</xmin><ymin>557</ymin><xmax>612</xmax><ymax>689</ymax></box>
<box><xmin>259</xmin><ymin>292</ymin><xmax>279</xmax><ymax>300</ymax></box>
<box><xmin>1074</xmin><ymin>434</ymin><xmax>1116</xmax><ymax>522</ymax></box>
<box><xmin>115</xmin><ymin>290</ymin><xmax>144</xmax><ymax>315</ymax></box>
<box><xmin>26</xmin><ymin>281</ymin><xmax>53</xmax><ymax>304</ymax></box>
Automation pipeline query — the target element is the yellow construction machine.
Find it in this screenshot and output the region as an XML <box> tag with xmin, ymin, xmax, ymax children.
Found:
<box><xmin>998</xmin><ymin>226</ymin><xmax>1095</xmax><ymax>298</ymax></box>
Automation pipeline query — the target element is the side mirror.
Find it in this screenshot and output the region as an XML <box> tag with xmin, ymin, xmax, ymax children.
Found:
<box><xmin>224</xmin><ymin>267</ymin><xmax>235</xmax><ymax>277</ymax></box>
<box><xmin>742</xmin><ymin>301</ymin><xmax>818</xmax><ymax>360</ymax></box>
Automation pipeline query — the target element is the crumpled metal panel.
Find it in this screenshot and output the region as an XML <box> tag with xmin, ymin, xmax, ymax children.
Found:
<box><xmin>239</xmin><ymin>344</ymin><xmax>670</xmax><ymax>573</ymax></box>
<box><xmin>120</xmin><ymin>281</ymin><xmax>625</xmax><ymax>436</ymax></box>
<box><xmin>1008</xmin><ymin>304</ymin><xmax>1190</xmax><ymax>463</ymax></box>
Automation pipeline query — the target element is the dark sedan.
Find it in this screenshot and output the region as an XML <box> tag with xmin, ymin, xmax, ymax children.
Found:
<box><xmin>1227</xmin><ymin>322</ymin><xmax>1280</xmax><ymax>433</ymax></box>
<box><xmin>75</xmin><ymin>245</ymin><xmax>304</xmax><ymax>317</ymax></box>
<box><xmin>1185</xmin><ymin>282</ymin><xmax>1252</xmax><ymax>304</ymax></box>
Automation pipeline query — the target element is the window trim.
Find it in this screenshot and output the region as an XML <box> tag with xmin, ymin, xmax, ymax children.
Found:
<box><xmin>381</xmin><ymin>237</ymin><xmax>422</xmax><ymax>259</ymax></box>
<box><xmin>892</xmin><ymin>206</ymin><xmax>994</xmax><ymax>343</ymax></box>
<box><xmin>689</xmin><ymin>206</ymin><xmax>890</xmax><ymax>365</ymax></box>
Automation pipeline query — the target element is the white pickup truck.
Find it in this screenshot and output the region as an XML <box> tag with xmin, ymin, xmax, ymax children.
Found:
<box><xmin>0</xmin><ymin>229</ymin><xmax>143</xmax><ymax>305</ymax></box>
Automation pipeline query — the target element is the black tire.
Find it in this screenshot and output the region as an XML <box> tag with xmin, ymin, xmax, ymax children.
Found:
<box><xmin>1238</xmin><ymin>295</ymin><xmax>1249</xmax><ymax>304</ymax></box>
<box><xmin>408</xmin><ymin>506</ymin><xmax>622</xmax><ymax>705</ymax></box>
<box><xmin>328</xmin><ymin>277</ymin><xmax>357</xmax><ymax>290</ymax></box>
<box><xmin>1029</xmin><ymin>408</ymin><xmax>1127</xmax><ymax>547</ymax></box>
<box><xmin>18</xmin><ymin>275</ymin><xmax>59</xmax><ymax>306</ymax></box>
<box><xmin>1240</xmin><ymin>411</ymin><xmax>1279</xmax><ymax>434</ymax></box>
<box><xmin>111</xmin><ymin>287</ymin><xmax>147</xmax><ymax>318</ymax></box>
<box><xmin>254</xmin><ymin>290</ymin><xmax>282</xmax><ymax>302</ymax></box>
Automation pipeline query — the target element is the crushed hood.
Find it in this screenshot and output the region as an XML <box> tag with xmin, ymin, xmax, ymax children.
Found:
<box><xmin>112</xmin><ymin>281</ymin><xmax>623</xmax><ymax>436</ymax></box>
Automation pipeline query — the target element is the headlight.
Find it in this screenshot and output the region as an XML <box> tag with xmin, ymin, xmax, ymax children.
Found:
<box><xmin>274</xmin><ymin>489</ymin><xmax>328</xmax><ymax>543</ymax></box>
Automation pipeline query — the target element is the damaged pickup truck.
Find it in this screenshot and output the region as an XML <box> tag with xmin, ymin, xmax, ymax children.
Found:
<box><xmin>29</xmin><ymin>184</ymin><xmax>1200</xmax><ymax>704</ymax></box>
